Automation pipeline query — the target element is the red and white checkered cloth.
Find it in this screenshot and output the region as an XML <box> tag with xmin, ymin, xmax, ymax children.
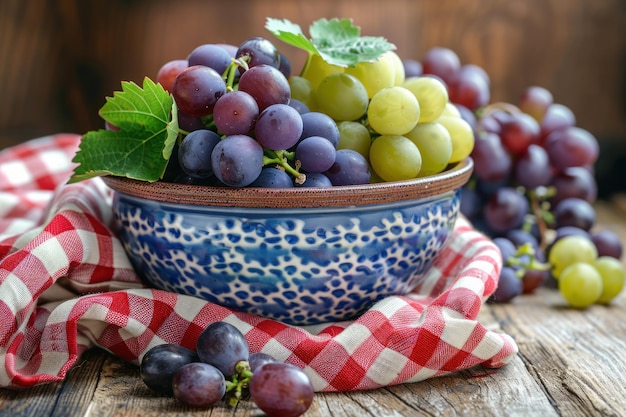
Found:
<box><xmin>0</xmin><ymin>134</ymin><xmax>518</xmax><ymax>391</ymax></box>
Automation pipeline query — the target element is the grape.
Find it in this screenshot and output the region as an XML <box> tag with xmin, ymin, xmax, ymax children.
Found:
<box><xmin>470</xmin><ymin>132</ymin><xmax>512</xmax><ymax>183</ymax></box>
<box><xmin>386</xmin><ymin>50</ymin><xmax>407</xmax><ymax>86</ymax></box>
<box><xmin>324</xmin><ymin>149</ymin><xmax>371</xmax><ymax>186</ymax></box>
<box><xmin>437</xmin><ymin>115</ymin><xmax>475</xmax><ymax>163</ymax></box>
<box><xmin>196</xmin><ymin>321</ymin><xmax>249</xmax><ymax>378</ymax></box>
<box><xmin>172</xmin><ymin>65</ymin><xmax>226</xmax><ymax>117</ymax></box>
<box><xmin>493</xmin><ymin>237</ymin><xmax>517</xmax><ymax>261</ymax></box>
<box><xmin>519</xmin><ymin>86</ymin><xmax>553</xmax><ymax>122</ymax></box>
<box><xmin>249</xmin><ymin>362</ymin><xmax>314</xmax><ymax>417</ymax></box>
<box><xmin>403</xmin><ymin>58</ymin><xmax>423</xmax><ymax>77</ymax></box>
<box><xmin>188</xmin><ymin>44</ymin><xmax>233</xmax><ymax>75</ymax></box>
<box><xmin>316</xmin><ymin>73</ymin><xmax>369</xmax><ymax>121</ymax></box>
<box><xmin>238</xmin><ymin>64</ymin><xmax>290</xmax><ymax>111</ymax></box>
<box><xmin>539</xmin><ymin>103</ymin><xmax>576</xmax><ymax>142</ymax></box>
<box><xmin>249</xmin><ymin>167</ymin><xmax>294</xmax><ymax>188</ymax></box>
<box><xmin>421</xmin><ymin>46</ymin><xmax>461</xmax><ymax>85</ymax></box>
<box><xmin>594</xmin><ymin>256</ymin><xmax>626</xmax><ymax>304</ymax></box>
<box><xmin>296</xmin><ymin>172</ymin><xmax>333</xmax><ymax>187</ymax></box>
<box><xmin>278</xmin><ymin>52</ymin><xmax>292</xmax><ymax>78</ymax></box>
<box><xmin>447</xmin><ymin>65</ymin><xmax>490</xmax><ymax>110</ymax></box>
<box><xmin>255</xmin><ymin>104</ymin><xmax>303</xmax><ymax>150</ymax></box>
<box><xmin>288</xmin><ymin>98</ymin><xmax>310</xmax><ymax>115</ymax></box>
<box><xmin>140</xmin><ymin>344</ymin><xmax>199</xmax><ymax>395</ymax></box>
<box><xmin>177</xmin><ymin>111</ymin><xmax>205</xmax><ymax>132</ymax></box>
<box><xmin>460</xmin><ymin>186</ymin><xmax>483</xmax><ymax>219</ymax></box>
<box><xmin>369</xmin><ymin>135</ymin><xmax>422</xmax><ymax>181</ymax></box>
<box><xmin>156</xmin><ymin>59</ymin><xmax>188</xmax><ymax>92</ymax></box>
<box><xmin>548</xmin><ymin>235</ymin><xmax>598</xmax><ymax>278</ymax></box>
<box><xmin>300</xmin><ymin>52</ymin><xmax>345</xmax><ymax>89</ymax></box>
<box><xmin>522</xmin><ymin>268</ymin><xmax>549</xmax><ymax>294</ymax></box>
<box><xmin>499</xmin><ymin>112</ymin><xmax>540</xmax><ymax>156</ymax></box>
<box><xmin>299</xmin><ymin>112</ymin><xmax>341</xmax><ymax>148</ymax></box>
<box><xmin>289</xmin><ymin>76</ymin><xmax>316</xmax><ymax>110</ymax></box>
<box><xmin>490</xmin><ymin>266</ymin><xmax>523</xmax><ymax>303</ymax></box>
<box><xmin>402</xmin><ymin>76</ymin><xmax>448</xmax><ymax>123</ymax></box>
<box><xmin>558</xmin><ymin>262</ymin><xmax>603</xmax><ymax>308</ymax></box>
<box><xmin>172</xmin><ymin>362</ymin><xmax>226</xmax><ymax>408</ymax></box>
<box><xmin>368</xmin><ymin>86</ymin><xmax>420</xmax><ymax>136</ymax></box>
<box><xmin>404</xmin><ymin>122</ymin><xmax>453</xmax><ymax>177</ymax></box>
<box><xmin>211</xmin><ymin>135</ymin><xmax>264</xmax><ymax>187</ymax></box>
<box><xmin>336</xmin><ymin>121</ymin><xmax>371</xmax><ymax>160</ymax></box>
<box><xmin>549</xmin><ymin>166</ymin><xmax>597</xmax><ymax>205</ymax></box>
<box><xmin>236</xmin><ymin>37</ymin><xmax>281</xmax><ymax>70</ymax></box>
<box><xmin>442</xmin><ymin>102</ymin><xmax>462</xmax><ymax>118</ymax></box>
<box><xmin>213</xmin><ymin>90</ymin><xmax>259</xmax><ymax>136</ymax></box>
<box><xmin>295</xmin><ymin>136</ymin><xmax>337</xmax><ymax>173</ymax></box>
<box><xmin>514</xmin><ymin>144</ymin><xmax>552</xmax><ymax>188</ymax></box>
<box><xmin>591</xmin><ymin>230</ymin><xmax>623</xmax><ymax>259</ymax></box>
<box><xmin>544</xmin><ymin>126</ymin><xmax>599</xmax><ymax>171</ymax></box>
<box><xmin>483</xmin><ymin>187</ymin><xmax>528</xmax><ymax>233</ymax></box>
<box><xmin>344</xmin><ymin>51</ymin><xmax>397</xmax><ymax>97</ymax></box>
<box><xmin>248</xmin><ymin>352</ymin><xmax>277</xmax><ymax>372</ymax></box>
<box><xmin>553</xmin><ymin>197</ymin><xmax>596</xmax><ymax>231</ymax></box>
<box><xmin>506</xmin><ymin>229</ymin><xmax>539</xmax><ymax>250</ymax></box>
<box><xmin>178</xmin><ymin>130</ymin><xmax>221</xmax><ymax>178</ymax></box>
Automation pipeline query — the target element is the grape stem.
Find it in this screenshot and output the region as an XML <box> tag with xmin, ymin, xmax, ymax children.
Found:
<box><xmin>224</xmin><ymin>360</ymin><xmax>254</xmax><ymax>407</ymax></box>
<box><xmin>506</xmin><ymin>242</ymin><xmax>552</xmax><ymax>278</ymax></box>
<box><xmin>263</xmin><ymin>150</ymin><xmax>307</xmax><ymax>184</ymax></box>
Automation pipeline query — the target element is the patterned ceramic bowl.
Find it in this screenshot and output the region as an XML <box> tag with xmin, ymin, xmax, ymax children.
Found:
<box><xmin>103</xmin><ymin>158</ymin><xmax>473</xmax><ymax>325</ymax></box>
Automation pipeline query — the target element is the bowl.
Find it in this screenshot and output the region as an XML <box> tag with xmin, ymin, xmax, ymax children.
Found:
<box><xmin>102</xmin><ymin>157</ymin><xmax>473</xmax><ymax>325</ymax></box>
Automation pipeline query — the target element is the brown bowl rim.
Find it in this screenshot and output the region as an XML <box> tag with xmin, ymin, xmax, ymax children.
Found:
<box><xmin>102</xmin><ymin>157</ymin><xmax>473</xmax><ymax>208</ymax></box>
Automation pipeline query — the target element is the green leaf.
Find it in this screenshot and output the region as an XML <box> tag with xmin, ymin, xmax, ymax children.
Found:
<box><xmin>265</xmin><ymin>18</ymin><xmax>318</xmax><ymax>54</ymax></box>
<box><xmin>266</xmin><ymin>17</ymin><xmax>396</xmax><ymax>67</ymax></box>
<box><xmin>69</xmin><ymin>77</ymin><xmax>178</xmax><ymax>183</ymax></box>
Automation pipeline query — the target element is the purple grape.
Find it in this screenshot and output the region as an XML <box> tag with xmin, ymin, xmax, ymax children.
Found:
<box><xmin>544</xmin><ymin>126</ymin><xmax>599</xmax><ymax>170</ymax></box>
<box><xmin>522</xmin><ymin>268</ymin><xmax>549</xmax><ymax>293</ymax></box>
<box><xmin>236</xmin><ymin>37</ymin><xmax>281</xmax><ymax>70</ymax></box>
<box><xmin>483</xmin><ymin>187</ymin><xmax>529</xmax><ymax>234</ymax></box>
<box><xmin>140</xmin><ymin>344</ymin><xmax>199</xmax><ymax>395</ymax></box>
<box><xmin>172</xmin><ymin>362</ymin><xmax>226</xmax><ymax>407</ymax></box>
<box><xmin>278</xmin><ymin>52</ymin><xmax>291</xmax><ymax>78</ymax></box>
<box><xmin>591</xmin><ymin>229</ymin><xmax>623</xmax><ymax>259</ymax></box>
<box><xmin>323</xmin><ymin>149</ymin><xmax>370</xmax><ymax>186</ymax></box>
<box><xmin>249</xmin><ymin>362</ymin><xmax>314</xmax><ymax>417</ymax></box>
<box><xmin>188</xmin><ymin>44</ymin><xmax>233</xmax><ymax>75</ymax></box>
<box><xmin>553</xmin><ymin>197</ymin><xmax>596</xmax><ymax>231</ymax></box>
<box><xmin>421</xmin><ymin>47</ymin><xmax>460</xmax><ymax>85</ymax></box>
<box><xmin>177</xmin><ymin>110</ymin><xmax>206</xmax><ymax>132</ymax></box>
<box><xmin>249</xmin><ymin>167</ymin><xmax>294</xmax><ymax>188</ymax></box>
<box><xmin>471</xmin><ymin>132</ymin><xmax>512</xmax><ymax>183</ymax></box>
<box><xmin>403</xmin><ymin>58</ymin><xmax>422</xmax><ymax>77</ymax></box>
<box><xmin>460</xmin><ymin>186</ymin><xmax>483</xmax><ymax>219</ymax></box>
<box><xmin>514</xmin><ymin>144</ymin><xmax>553</xmax><ymax>188</ymax></box>
<box><xmin>211</xmin><ymin>135</ymin><xmax>263</xmax><ymax>187</ymax></box>
<box><xmin>550</xmin><ymin>166</ymin><xmax>597</xmax><ymax>205</ymax></box>
<box><xmin>499</xmin><ymin>112</ymin><xmax>540</xmax><ymax>157</ymax></box>
<box><xmin>506</xmin><ymin>228</ymin><xmax>539</xmax><ymax>250</ymax></box>
<box><xmin>213</xmin><ymin>90</ymin><xmax>259</xmax><ymax>136</ymax></box>
<box><xmin>296</xmin><ymin>172</ymin><xmax>333</xmax><ymax>187</ymax></box>
<box><xmin>238</xmin><ymin>64</ymin><xmax>290</xmax><ymax>111</ymax></box>
<box><xmin>539</xmin><ymin>103</ymin><xmax>576</xmax><ymax>142</ymax></box>
<box><xmin>178</xmin><ymin>129</ymin><xmax>221</xmax><ymax>178</ymax></box>
<box><xmin>248</xmin><ymin>352</ymin><xmax>277</xmax><ymax>372</ymax></box>
<box><xmin>490</xmin><ymin>266</ymin><xmax>523</xmax><ymax>303</ymax></box>
<box><xmin>255</xmin><ymin>104</ymin><xmax>303</xmax><ymax>150</ymax></box>
<box><xmin>299</xmin><ymin>112</ymin><xmax>340</xmax><ymax>148</ymax></box>
<box><xmin>172</xmin><ymin>65</ymin><xmax>226</xmax><ymax>117</ymax></box>
<box><xmin>196</xmin><ymin>321</ymin><xmax>249</xmax><ymax>378</ymax></box>
<box><xmin>447</xmin><ymin>64</ymin><xmax>490</xmax><ymax>110</ymax></box>
<box><xmin>295</xmin><ymin>136</ymin><xmax>337</xmax><ymax>173</ymax></box>
<box><xmin>288</xmin><ymin>98</ymin><xmax>310</xmax><ymax>114</ymax></box>
<box><xmin>493</xmin><ymin>237</ymin><xmax>517</xmax><ymax>262</ymax></box>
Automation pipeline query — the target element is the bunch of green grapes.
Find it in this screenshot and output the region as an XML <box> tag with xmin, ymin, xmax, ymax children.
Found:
<box><xmin>289</xmin><ymin>51</ymin><xmax>474</xmax><ymax>182</ymax></box>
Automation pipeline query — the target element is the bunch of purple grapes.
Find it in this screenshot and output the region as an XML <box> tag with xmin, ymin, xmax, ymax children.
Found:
<box><xmin>156</xmin><ymin>38</ymin><xmax>370</xmax><ymax>188</ymax></box>
<box><xmin>140</xmin><ymin>321</ymin><xmax>314</xmax><ymax>416</ymax></box>
<box><xmin>405</xmin><ymin>47</ymin><xmax>623</xmax><ymax>303</ymax></box>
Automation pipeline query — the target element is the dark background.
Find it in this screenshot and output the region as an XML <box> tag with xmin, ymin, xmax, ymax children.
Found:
<box><xmin>1</xmin><ymin>0</ymin><xmax>625</xmax><ymax>196</ymax></box>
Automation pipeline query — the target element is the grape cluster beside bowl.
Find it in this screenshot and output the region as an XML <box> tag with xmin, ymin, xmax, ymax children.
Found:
<box><xmin>73</xmin><ymin>18</ymin><xmax>477</xmax><ymax>325</ymax></box>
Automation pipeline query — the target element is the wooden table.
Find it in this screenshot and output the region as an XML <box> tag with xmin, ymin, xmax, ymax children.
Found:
<box><xmin>2</xmin><ymin>201</ymin><xmax>626</xmax><ymax>417</ymax></box>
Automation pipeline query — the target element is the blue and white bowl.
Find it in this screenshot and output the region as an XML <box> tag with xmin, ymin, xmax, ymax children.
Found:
<box><xmin>103</xmin><ymin>158</ymin><xmax>472</xmax><ymax>325</ymax></box>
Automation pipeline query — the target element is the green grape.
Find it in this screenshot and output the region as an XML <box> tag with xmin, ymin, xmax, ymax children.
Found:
<box><xmin>548</xmin><ymin>235</ymin><xmax>598</xmax><ymax>278</ymax></box>
<box><xmin>289</xmin><ymin>75</ymin><xmax>317</xmax><ymax>111</ymax></box>
<box><xmin>405</xmin><ymin>122</ymin><xmax>453</xmax><ymax>177</ymax></box>
<box><xmin>436</xmin><ymin>115</ymin><xmax>474</xmax><ymax>163</ymax></box>
<box><xmin>316</xmin><ymin>73</ymin><xmax>369</xmax><ymax>121</ymax></box>
<box><xmin>442</xmin><ymin>102</ymin><xmax>462</xmax><ymax>118</ymax></box>
<box><xmin>558</xmin><ymin>262</ymin><xmax>603</xmax><ymax>308</ymax></box>
<box><xmin>593</xmin><ymin>256</ymin><xmax>626</xmax><ymax>304</ymax></box>
<box><xmin>345</xmin><ymin>51</ymin><xmax>397</xmax><ymax>98</ymax></box>
<box><xmin>337</xmin><ymin>121</ymin><xmax>372</xmax><ymax>160</ymax></box>
<box><xmin>403</xmin><ymin>76</ymin><xmax>449</xmax><ymax>123</ymax></box>
<box><xmin>369</xmin><ymin>135</ymin><xmax>422</xmax><ymax>181</ymax></box>
<box><xmin>385</xmin><ymin>50</ymin><xmax>406</xmax><ymax>86</ymax></box>
<box><xmin>368</xmin><ymin>86</ymin><xmax>420</xmax><ymax>136</ymax></box>
<box><xmin>300</xmin><ymin>53</ymin><xmax>345</xmax><ymax>89</ymax></box>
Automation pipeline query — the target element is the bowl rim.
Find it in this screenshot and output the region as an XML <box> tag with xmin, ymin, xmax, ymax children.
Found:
<box><xmin>102</xmin><ymin>157</ymin><xmax>473</xmax><ymax>208</ymax></box>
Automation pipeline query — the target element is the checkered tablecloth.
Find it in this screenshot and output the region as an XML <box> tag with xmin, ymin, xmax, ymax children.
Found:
<box><xmin>0</xmin><ymin>134</ymin><xmax>517</xmax><ymax>391</ymax></box>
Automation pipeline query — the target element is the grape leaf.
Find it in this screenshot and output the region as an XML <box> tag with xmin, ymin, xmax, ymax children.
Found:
<box><xmin>265</xmin><ymin>17</ymin><xmax>395</xmax><ymax>67</ymax></box>
<box><xmin>69</xmin><ymin>77</ymin><xmax>178</xmax><ymax>183</ymax></box>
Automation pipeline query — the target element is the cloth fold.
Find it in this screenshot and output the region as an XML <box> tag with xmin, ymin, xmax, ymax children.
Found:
<box><xmin>0</xmin><ymin>134</ymin><xmax>517</xmax><ymax>392</ymax></box>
